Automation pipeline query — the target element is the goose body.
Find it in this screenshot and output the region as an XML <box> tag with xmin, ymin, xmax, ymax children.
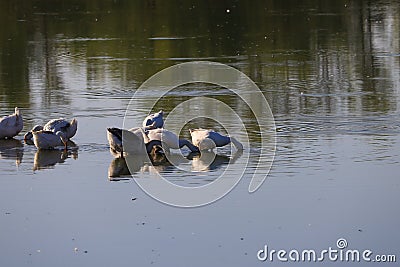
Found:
<box><xmin>142</xmin><ymin>110</ymin><xmax>164</xmax><ymax>129</ymax></box>
<box><xmin>25</xmin><ymin>118</ymin><xmax>77</xmax><ymax>141</ymax></box>
<box><xmin>189</xmin><ymin>129</ymin><xmax>243</xmax><ymax>151</ymax></box>
<box><xmin>43</xmin><ymin>118</ymin><xmax>77</xmax><ymax>139</ymax></box>
<box><xmin>0</xmin><ymin>107</ymin><xmax>23</xmax><ymax>139</ymax></box>
<box><xmin>145</xmin><ymin>128</ymin><xmax>199</xmax><ymax>153</ymax></box>
<box><xmin>32</xmin><ymin>130</ymin><xmax>68</xmax><ymax>150</ymax></box>
<box><xmin>107</xmin><ymin>127</ymin><xmax>163</xmax><ymax>158</ymax></box>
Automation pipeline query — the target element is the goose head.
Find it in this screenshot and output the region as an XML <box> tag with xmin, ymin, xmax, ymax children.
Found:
<box><xmin>14</xmin><ymin>107</ymin><xmax>20</xmax><ymax>117</ymax></box>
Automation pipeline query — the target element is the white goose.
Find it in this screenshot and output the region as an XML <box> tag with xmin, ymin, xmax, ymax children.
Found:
<box><xmin>189</xmin><ymin>129</ymin><xmax>243</xmax><ymax>151</ymax></box>
<box><xmin>144</xmin><ymin>128</ymin><xmax>199</xmax><ymax>153</ymax></box>
<box><xmin>142</xmin><ymin>110</ymin><xmax>164</xmax><ymax>129</ymax></box>
<box><xmin>32</xmin><ymin>130</ymin><xmax>68</xmax><ymax>150</ymax></box>
<box><xmin>0</xmin><ymin>107</ymin><xmax>23</xmax><ymax>139</ymax></box>
<box><xmin>24</xmin><ymin>118</ymin><xmax>77</xmax><ymax>141</ymax></box>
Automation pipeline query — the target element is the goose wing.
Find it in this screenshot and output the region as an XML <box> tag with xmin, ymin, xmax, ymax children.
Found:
<box><xmin>43</xmin><ymin>119</ymin><xmax>70</xmax><ymax>132</ymax></box>
<box><xmin>33</xmin><ymin>131</ymin><xmax>64</xmax><ymax>149</ymax></box>
<box><xmin>142</xmin><ymin>110</ymin><xmax>164</xmax><ymax>129</ymax></box>
<box><xmin>0</xmin><ymin>114</ymin><xmax>17</xmax><ymax>127</ymax></box>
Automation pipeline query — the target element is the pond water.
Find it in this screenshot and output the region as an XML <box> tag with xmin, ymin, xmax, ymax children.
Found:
<box><xmin>1</xmin><ymin>1</ymin><xmax>399</xmax><ymax>266</ymax></box>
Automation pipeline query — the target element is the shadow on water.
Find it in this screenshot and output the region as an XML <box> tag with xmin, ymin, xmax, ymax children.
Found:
<box><xmin>108</xmin><ymin>157</ymin><xmax>131</xmax><ymax>180</ymax></box>
<box><xmin>188</xmin><ymin>150</ymin><xmax>243</xmax><ymax>172</ymax></box>
<box><xmin>32</xmin><ymin>142</ymin><xmax>78</xmax><ymax>171</ymax></box>
<box><xmin>109</xmin><ymin>150</ymin><xmax>244</xmax><ymax>183</ymax></box>
<box><xmin>108</xmin><ymin>154</ymin><xmax>173</xmax><ymax>181</ymax></box>
<box><xmin>0</xmin><ymin>138</ymin><xmax>79</xmax><ymax>170</ymax></box>
<box><xmin>0</xmin><ymin>139</ymin><xmax>24</xmax><ymax>166</ymax></box>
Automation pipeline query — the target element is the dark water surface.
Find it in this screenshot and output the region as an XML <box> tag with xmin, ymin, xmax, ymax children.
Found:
<box><xmin>1</xmin><ymin>1</ymin><xmax>399</xmax><ymax>266</ymax></box>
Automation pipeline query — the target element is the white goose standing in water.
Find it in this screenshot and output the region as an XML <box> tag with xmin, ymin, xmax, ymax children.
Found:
<box><xmin>32</xmin><ymin>130</ymin><xmax>68</xmax><ymax>150</ymax></box>
<box><xmin>144</xmin><ymin>128</ymin><xmax>199</xmax><ymax>153</ymax></box>
<box><xmin>0</xmin><ymin>107</ymin><xmax>23</xmax><ymax>139</ymax></box>
<box><xmin>24</xmin><ymin>118</ymin><xmax>77</xmax><ymax>141</ymax></box>
<box><xmin>189</xmin><ymin>129</ymin><xmax>243</xmax><ymax>151</ymax></box>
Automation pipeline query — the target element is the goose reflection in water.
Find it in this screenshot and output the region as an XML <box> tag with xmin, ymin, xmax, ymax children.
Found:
<box><xmin>188</xmin><ymin>150</ymin><xmax>243</xmax><ymax>172</ymax></box>
<box><xmin>0</xmin><ymin>139</ymin><xmax>24</xmax><ymax>166</ymax></box>
<box><xmin>33</xmin><ymin>141</ymin><xmax>78</xmax><ymax>170</ymax></box>
<box><xmin>108</xmin><ymin>153</ymin><xmax>172</xmax><ymax>181</ymax></box>
<box><xmin>108</xmin><ymin>157</ymin><xmax>131</xmax><ymax>180</ymax></box>
<box><xmin>108</xmin><ymin>150</ymin><xmax>243</xmax><ymax>180</ymax></box>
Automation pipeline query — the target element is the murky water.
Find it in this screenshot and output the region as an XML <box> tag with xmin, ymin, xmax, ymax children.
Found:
<box><xmin>1</xmin><ymin>1</ymin><xmax>399</xmax><ymax>266</ymax></box>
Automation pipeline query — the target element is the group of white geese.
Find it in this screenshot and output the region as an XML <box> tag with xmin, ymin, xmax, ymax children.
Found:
<box><xmin>0</xmin><ymin>107</ymin><xmax>243</xmax><ymax>160</ymax></box>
